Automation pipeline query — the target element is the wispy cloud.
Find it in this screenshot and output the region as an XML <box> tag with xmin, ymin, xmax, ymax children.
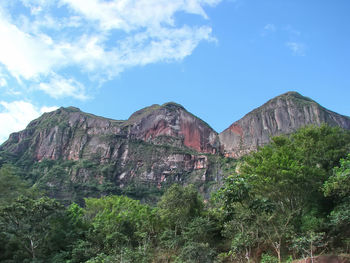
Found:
<box><xmin>0</xmin><ymin>101</ymin><xmax>58</xmax><ymax>143</ymax></box>
<box><xmin>0</xmin><ymin>78</ymin><xmax>6</xmax><ymax>87</ymax></box>
<box><xmin>284</xmin><ymin>26</ymin><xmax>306</xmax><ymax>56</ymax></box>
<box><xmin>261</xmin><ymin>23</ymin><xmax>307</xmax><ymax>56</ymax></box>
<box><xmin>0</xmin><ymin>0</ymin><xmax>221</xmax><ymax>100</ymax></box>
<box><xmin>261</xmin><ymin>23</ymin><xmax>276</xmax><ymax>36</ymax></box>
<box><xmin>0</xmin><ymin>70</ymin><xmax>7</xmax><ymax>87</ymax></box>
<box><xmin>286</xmin><ymin>42</ymin><xmax>306</xmax><ymax>56</ymax></box>
<box><xmin>38</xmin><ymin>73</ymin><xmax>89</xmax><ymax>100</ymax></box>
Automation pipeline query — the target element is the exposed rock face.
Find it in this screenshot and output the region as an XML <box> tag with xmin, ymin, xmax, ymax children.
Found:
<box><xmin>2</xmin><ymin>103</ymin><xmax>219</xmax><ymax>162</ymax></box>
<box><xmin>126</xmin><ymin>102</ymin><xmax>219</xmax><ymax>154</ymax></box>
<box><xmin>2</xmin><ymin>107</ymin><xmax>124</xmax><ymax>162</ymax></box>
<box><xmin>1</xmin><ymin>92</ymin><xmax>350</xmax><ymax>203</ymax></box>
<box><xmin>219</xmin><ymin>92</ymin><xmax>350</xmax><ymax>158</ymax></box>
<box><xmin>0</xmin><ymin>104</ymin><xmax>220</xmax><ymax>202</ymax></box>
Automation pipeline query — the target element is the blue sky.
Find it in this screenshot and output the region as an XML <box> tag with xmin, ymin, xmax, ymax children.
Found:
<box><xmin>0</xmin><ymin>0</ymin><xmax>349</xmax><ymax>143</ymax></box>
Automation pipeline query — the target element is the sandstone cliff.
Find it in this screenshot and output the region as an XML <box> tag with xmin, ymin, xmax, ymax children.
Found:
<box><xmin>219</xmin><ymin>91</ymin><xmax>350</xmax><ymax>158</ymax></box>
<box><xmin>0</xmin><ymin>103</ymin><xmax>221</xmax><ymax>203</ymax></box>
<box><xmin>2</xmin><ymin>103</ymin><xmax>219</xmax><ymax>160</ymax></box>
<box><xmin>1</xmin><ymin>92</ymin><xmax>350</xmax><ymax>203</ymax></box>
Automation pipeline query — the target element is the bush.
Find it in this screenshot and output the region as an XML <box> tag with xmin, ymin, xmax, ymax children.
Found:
<box><xmin>261</xmin><ymin>253</ymin><xmax>279</xmax><ymax>263</ymax></box>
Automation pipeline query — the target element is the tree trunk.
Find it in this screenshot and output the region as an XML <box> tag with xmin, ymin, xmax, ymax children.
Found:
<box><xmin>272</xmin><ymin>241</ymin><xmax>281</xmax><ymax>263</ymax></box>
<box><xmin>30</xmin><ymin>239</ymin><xmax>36</xmax><ymax>259</ymax></box>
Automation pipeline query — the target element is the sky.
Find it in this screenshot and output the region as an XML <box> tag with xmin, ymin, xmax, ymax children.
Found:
<box><xmin>0</xmin><ymin>0</ymin><xmax>350</xmax><ymax>143</ymax></box>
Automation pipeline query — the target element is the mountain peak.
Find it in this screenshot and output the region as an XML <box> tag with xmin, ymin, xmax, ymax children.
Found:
<box><xmin>44</xmin><ymin>106</ymin><xmax>82</xmax><ymax>115</ymax></box>
<box><xmin>126</xmin><ymin>104</ymin><xmax>161</xmax><ymax>124</ymax></box>
<box><xmin>261</xmin><ymin>91</ymin><xmax>315</xmax><ymax>107</ymax></box>
<box><xmin>62</xmin><ymin>106</ymin><xmax>82</xmax><ymax>112</ymax></box>
<box><xmin>219</xmin><ymin>91</ymin><xmax>350</xmax><ymax>158</ymax></box>
<box><xmin>279</xmin><ymin>91</ymin><xmax>303</xmax><ymax>97</ymax></box>
<box><xmin>276</xmin><ymin>91</ymin><xmax>314</xmax><ymax>102</ymax></box>
<box><xmin>161</xmin><ymin>102</ymin><xmax>186</xmax><ymax>110</ymax></box>
<box><xmin>127</xmin><ymin>102</ymin><xmax>186</xmax><ymax>123</ymax></box>
<box><xmin>125</xmin><ymin>101</ymin><xmax>218</xmax><ymax>153</ymax></box>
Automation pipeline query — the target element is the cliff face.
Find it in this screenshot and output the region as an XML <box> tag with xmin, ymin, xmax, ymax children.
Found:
<box><xmin>126</xmin><ymin>102</ymin><xmax>219</xmax><ymax>154</ymax></box>
<box><xmin>2</xmin><ymin>92</ymin><xmax>350</xmax><ymax>202</ymax></box>
<box><xmin>2</xmin><ymin>103</ymin><xmax>219</xmax><ymax>161</ymax></box>
<box><xmin>219</xmin><ymin>92</ymin><xmax>350</xmax><ymax>158</ymax></box>
<box><xmin>0</xmin><ymin>104</ymin><xmax>220</xmax><ymax>202</ymax></box>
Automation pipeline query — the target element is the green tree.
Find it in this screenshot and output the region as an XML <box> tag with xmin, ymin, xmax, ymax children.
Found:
<box><xmin>70</xmin><ymin>195</ymin><xmax>158</xmax><ymax>262</ymax></box>
<box><xmin>324</xmin><ymin>154</ymin><xmax>350</xmax><ymax>198</ymax></box>
<box><xmin>0</xmin><ymin>196</ymin><xmax>75</xmax><ymax>262</ymax></box>
<box><xmin>158</xmin><ymin>184</ymin><xmax>203</xmax><ymax>232</ymax></box>
<box><xmin>218</xmin><ymin>125</ymin><xmax>350</xmax><ymax>262</ymax></box>
<box><xmin>157</xmin><ymin>184</ymin><xmax>204</xmax><ymax>249</ymax></box>
<box><xmin>291</xmin><ymin>231</ymin><xmax>326</xmax><ymax>261</ymax></box>
<box><xmin>178</xmin><ymin>216</ymin><xmax>218</xmax><ymax>262</ymax></box>
<box><xmin>0</xmin><ymin>164</ymin><xmax>31</xmax><ymax>206</ymax></box>
<box><xmin>323</xmin><ymin>154</ymin><xmax>350</xmax><ymax>250</ymax></box>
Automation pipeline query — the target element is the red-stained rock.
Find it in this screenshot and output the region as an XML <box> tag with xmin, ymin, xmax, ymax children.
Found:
<box><xmin>143</xmin><ymin>119</ymin><xmax>169</xmax><ymax>139</ymax></box>
<box><xmin>228</xmin><ymin>123</ymin><xmax>243</xmax><ymax>137</ymax></box>
<box><xmin>3</xmin><ymin>93</ymin><xmax>350</xmax><ymax>203</ymax></box>
<box><xmin>0</xmin><ymin>104</ymin><xmax>219</xmax><ymax>200</ymax></box>
<box><xmin>180</xmin><ymin>120</ymin><xmax>202</xmax><ymax>152</ymax></box>
<box><xmin>127</xmin><ymin>102</ymin><xmax>219</xmax><ymax>154</ymax></box>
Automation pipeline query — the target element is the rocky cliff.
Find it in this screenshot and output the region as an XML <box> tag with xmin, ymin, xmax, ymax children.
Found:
<box><xmin>2</xmin><ymin>103</ymin><xmax>219</xmax><ymax>161</ymax></box>
<box><xmin>0</xmin><ymin>103</ymin><xmax>221</xmax><ymax>203</ymax></box>
<box><xmin>125</xmin><ymin>102</ymin><xmax>219</xmax><ymax>154</ymax></box>
<box><xmin>219</xmin><ymin>91</ymin><xmax>350</xmax><ymax>158</ymax></box>
<box><xmin>1</xmin><ymin>91</ymin><xmax>350</xmax><ymax>203</ymax></box>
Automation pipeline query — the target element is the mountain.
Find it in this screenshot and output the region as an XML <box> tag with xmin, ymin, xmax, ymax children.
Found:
<box><xmin>0</xmin><ymin>103</ymin><xmax>221</xmax><ymax>203</ymax></box>
<box><xmin>1</xmin><ymin>91</ymin><xmax>350</xmax><ymax>203</ymax></box>
<box><xmin>219</xmin><ymin>91</ymin><xmax>350</xmax><ymax>158</ymax></box>
<box><xmin>124</xmin><ymin>102</ymin><xmax>219</xmax><ymax>154</ymax></box>
<box><xmin>2</xmin><ymin>103</ymin><xmax>219</xmax><ymax>161</ymax></box>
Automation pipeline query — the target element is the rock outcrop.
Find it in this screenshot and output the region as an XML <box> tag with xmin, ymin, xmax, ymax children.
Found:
<box><xmin>1</xmin><ymin>92</ymin><xmax>350</xmax><ymax>203</ymax></box>
<box><xmin>126</xmin><ymin>102</ymin><xmax>219</xmax><ymax>154</ymax></box>
<box><xmin>2</xmin><ymin>103</ymin><xmax>218</xmax><ymax>162</ymax></box>
<box><xmin>219</xmin><ymin>92</ymin><xmax>350</xmax><ymax>158</ymax></box>
<box><xmin>0</xmin><ymin>103</ymin><xmax>220</xmax><ymax>202</ymax></box>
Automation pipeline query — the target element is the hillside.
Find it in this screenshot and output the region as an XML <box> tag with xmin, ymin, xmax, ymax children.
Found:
<box><xmin>1</xmin><ymin>92</ymin><xmax>350</xmax><ymax>262</ymax></box>
<box><xmin>1</xmin><ymin>91</ymin><xmax>350</xmax><ymax>203</ymax></box>
<box><xmin>0</xmin><ymin>102</ymin><xmax>222</xmax><ymax>203</ymax></box>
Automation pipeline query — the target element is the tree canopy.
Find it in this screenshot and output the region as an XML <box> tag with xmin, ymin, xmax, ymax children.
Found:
<box><xmin>1</xmin><ymin>124</ymin><xmax>350</xmax><ymax>262</ymax></box>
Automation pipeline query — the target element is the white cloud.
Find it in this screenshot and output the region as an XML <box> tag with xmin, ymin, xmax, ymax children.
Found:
<box><xmin>0</xmin><ymin>78</ymin><xmax>7</xmax><ymax>87</ymax></box>
<box><xmin>0</xmin><ymin>68</ymin><xmax>8</xmax><ymax>88</ymax></box>
<box><xmin>38</xmin><ymin>74</ymin><xmax>89</xmax><ymax>100</ymax></box>
<box><xmin>286</xmin><ymin>42</ymin><xmax>306</xmax><ymax>56</ymax></box>
<box><xmin>60</xmin><ymin>0</ymin><xmax>219</xmax><ymax>30</ymax></box>
<box><xmin>0</xmin><ymin>10</ymin><xmax>65</xmax><ymax>80</ymax></box>
<box><xmin>114</xmin><ymin>25</ymin><xmax>214</xmax><ymax>67</ymax></box>
<box><xmin>0</xmin><ymin>101</ymin><xmax>57</xmax><ymax>143</ymax></box>
<box><xmin>0</xmin><ymin>0</ymin><xmax>221</xmax><ymax>99</ymax></box>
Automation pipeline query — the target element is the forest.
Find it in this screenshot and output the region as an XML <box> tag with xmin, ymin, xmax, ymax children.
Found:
<box><xmin>1</xmin><ymin>124</ymin><xmax>350</xmax><ymax>263</ymax></box>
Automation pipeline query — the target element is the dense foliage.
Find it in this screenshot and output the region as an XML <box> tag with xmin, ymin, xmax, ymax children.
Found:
<box><xmin>1</xmin><ymin>124</ymin><xmax>350</xmax><ymax>262</ymax></box>
<box><xmin>217</xmin><ymin>125</ymin><xmax>350</xmax><ymax>262</ymax></box>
